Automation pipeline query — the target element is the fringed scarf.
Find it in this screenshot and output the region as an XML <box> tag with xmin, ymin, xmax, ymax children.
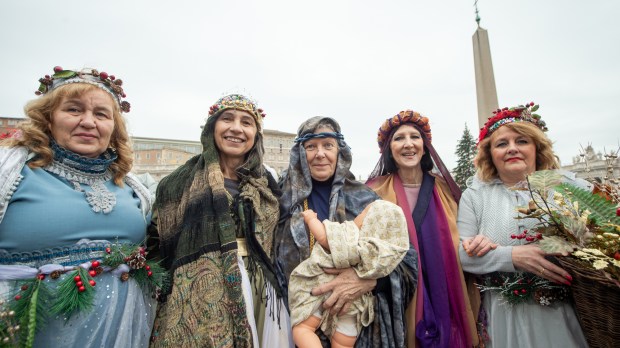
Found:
<box><xmin>151</xmin><ymin>123</ymin><xmax>281</xmax><ymax>347</ymax></box>
<box><xmin>367</xmin><ymin>172</ymin><xmax>478</xmax><ymax>348</ymax></box>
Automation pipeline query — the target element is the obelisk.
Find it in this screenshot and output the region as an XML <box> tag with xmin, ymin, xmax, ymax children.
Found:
<box><xmin>472</xmin><ymin>3</ymin><xmax>499</xmax><ymax>129</ymax></box>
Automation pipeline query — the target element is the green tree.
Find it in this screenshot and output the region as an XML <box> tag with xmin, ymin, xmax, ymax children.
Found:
<box><xmin>453</xmin><ymin>123</ymin><xmax>477</xmax><ymax>190</ymax></box>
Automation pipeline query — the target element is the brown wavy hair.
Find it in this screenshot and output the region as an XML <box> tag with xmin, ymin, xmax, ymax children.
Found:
<box><xmin>6</xmin><ymin>83</ymin><xmax>133</xmax><ymax>186</ymax></box>
<box><xmin>475</xmin><ymin>122</ymin><xmax>559</xmax><ymax>182</ymax></box>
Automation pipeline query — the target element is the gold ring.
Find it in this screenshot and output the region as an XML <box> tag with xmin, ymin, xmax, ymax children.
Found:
<box><xmin>540</xmin><ymin>267</ymin><xmax>546</xmax><ymax>276</ymax></box>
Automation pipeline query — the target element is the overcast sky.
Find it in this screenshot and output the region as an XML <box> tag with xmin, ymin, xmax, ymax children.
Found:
<box><xmin>1</xmin><ymin>1</ymin><xmax>618</xmax><ymax>178</ymax></box>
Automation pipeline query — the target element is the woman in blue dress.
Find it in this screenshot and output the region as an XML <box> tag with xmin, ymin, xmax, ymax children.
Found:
<box><xmin>0</xmin><ymin>66</ymin><xmax>155</xmax><ymax>347</ymax></box>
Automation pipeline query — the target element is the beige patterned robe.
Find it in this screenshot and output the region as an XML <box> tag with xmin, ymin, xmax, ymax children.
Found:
<box><xmin>288</xmin><ymin>200</ymin><xmax>409</xmax><ymax>338</ymax></box>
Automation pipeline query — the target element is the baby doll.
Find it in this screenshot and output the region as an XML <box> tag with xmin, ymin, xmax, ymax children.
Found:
<box><xmin>289</xmin><ymin>200</ymin><xmax>409</xmax><ymax>348</ymax></box>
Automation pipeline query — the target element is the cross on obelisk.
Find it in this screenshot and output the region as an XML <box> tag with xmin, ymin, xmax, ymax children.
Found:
<box><xmin>472</xmin><ymin>1</ymin><xmax>499</xmax><ymax>129</ymax></box>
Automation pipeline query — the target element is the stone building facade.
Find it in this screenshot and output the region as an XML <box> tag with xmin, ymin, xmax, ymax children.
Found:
<box><xmin>132</xmin><ymin>129</ymin><xmax>295</xmax><ymax>182</ymax></box>
<box><xmin>0</xmin><ymin>116</ymin><xmax>296</xmax><ymax>182</ymax></box>
<box><xmin>0</xmin><ymin>116</ymin><xmax>25</xmax><ymax>137</ymax></box>
<box><xmin>561</xmin><ymin>145</ymin><xmax>620</xmax><ymax>181</ymax></box>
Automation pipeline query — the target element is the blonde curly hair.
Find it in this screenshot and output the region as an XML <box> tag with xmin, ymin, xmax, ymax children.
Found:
<box><xmin>5</xmin><ymin>83</ymin><xmax>133</xmax><ymax>186</ymax></box>
<box><xmin>475</xmin><ymin>122</ymin><xmax>559</xmax><ymax>182</ymax></box>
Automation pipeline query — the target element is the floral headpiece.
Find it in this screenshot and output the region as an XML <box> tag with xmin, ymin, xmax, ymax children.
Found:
<box><xmin>208</xmin><ymin>94</ymin><xmax>266</xmax><ymax>130</ymax></box>
<box><xmin>377</xmin><ymin>110</ymin><xmax>432</xmax><ymax>152</ymax></box>
<box><xmin>478</xmin><ymin>102</ymin><xmax>547</xmax><ymax>144</ymax></box>
<box><xmin>36</xmin><ymin>66</ymin><xmax>131</xmax><ymax>113</ymax></box>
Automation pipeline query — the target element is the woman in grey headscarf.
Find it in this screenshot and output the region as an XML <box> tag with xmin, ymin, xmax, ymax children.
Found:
<box><xmin>274</xmin><ymin>116</ymin><xmax>418</xmax><ymax>347</ymax></box>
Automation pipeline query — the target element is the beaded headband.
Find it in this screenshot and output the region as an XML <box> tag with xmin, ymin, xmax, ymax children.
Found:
<box><xmin>377</xmin><ymin>110</ymin><xmax>432</xmax><ymax>151</ymax></box>
<box><xmin>36</xmin><ymin>66</ymin><xmax>130</xmax><ymax>113</ymax></box>
<box><xmin>208</xmin><ymin>94</ymin><xmax>266</xmax><ymax>130</ymax></box>
<box><xmin>477</xmin><ymin>102</ymin><xmax>547</xmax><ymax>144</ymax></box>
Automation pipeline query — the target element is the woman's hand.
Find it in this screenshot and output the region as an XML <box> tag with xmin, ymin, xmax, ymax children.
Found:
<box><xmin>311</xmin><ymin>268</ymin><xmax>376</xmax><ymax>316</ymax></box>
<box><xmin>462</xmin><ymin>235</ymin><xmax>498</xmax><ymax>257</ymax></box>
<box><xmin>512</xmin><ymin>244</ymin><xmax>572</xmax><ymax>285</ymax></box>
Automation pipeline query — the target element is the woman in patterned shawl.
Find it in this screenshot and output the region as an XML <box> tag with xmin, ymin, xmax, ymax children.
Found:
<box><xmin>150</xmin><ymin>94</ymin><xmax>291</xmax><ymax>347</ymax></box>
<box><xmin>275</xmin><ymin>116</ymin><xmax>418</xmax><ymax>347</ymax></box>
<box><xmin>366</xmin><ymin>110</ymin><xmax>479</xmax><ymax>348</ymax></box>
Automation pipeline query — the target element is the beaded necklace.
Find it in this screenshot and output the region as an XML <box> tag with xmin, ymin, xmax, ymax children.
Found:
<box><xmin>44</xmin><ymin>141</ymin><xmax>118</xmax><ymax>214</ymax></box>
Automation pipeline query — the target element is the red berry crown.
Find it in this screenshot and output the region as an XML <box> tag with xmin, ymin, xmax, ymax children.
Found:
<box><xmin>36</xmin><ymin>66</ymin><xmax>131</xmax><ymax>113</ymax></box>
<box><xmin>477</xmin><ymin>102</ymin><xmax>547</xmax><ymax>144</ymax></box>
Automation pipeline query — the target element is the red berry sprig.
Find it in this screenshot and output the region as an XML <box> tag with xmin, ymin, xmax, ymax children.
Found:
<box><xmin>84</xmin><ymin>260</ymin><xmax>101</xmax><ymax>286</ymax></box>
<box><xmin>15</xmin><ymin>282</ymin><xmax>32</xmax><ymax>300</ymax></box>
<box><xmin>74</xmin><ymin>275</ymin><xmax>86</xmax><ymax>292</ymax></box>
<box><xmin>510</xmin><ymin>229</ymin><xmax>543</xmax><ymax>242</ymax></box>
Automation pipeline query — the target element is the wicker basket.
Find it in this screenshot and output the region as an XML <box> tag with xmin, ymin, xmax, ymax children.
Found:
<box><xmin>558</xmin><ymin>257</ymin><xmax>620</xmax><ymax>348</ymax></box>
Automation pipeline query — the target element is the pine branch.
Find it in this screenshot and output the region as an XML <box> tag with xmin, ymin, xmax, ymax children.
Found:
<box><xmin>50</xmin><ymin>268</ymin><xmax>95</xmax><ymax>318</ymax></box>
<box><xmin>8</xmin><ymin>277</ymin><xmax>50</xmax><ymax>348</ymax></box>
<box><xmin>25</xmin><ymin>281</ymin><xmax>40</xmax><ymax>348</ymax></box>
<box><xmin>558</xmin><ymin>183</ymin><xmax>620</xmax><ymax>229</ymax></box>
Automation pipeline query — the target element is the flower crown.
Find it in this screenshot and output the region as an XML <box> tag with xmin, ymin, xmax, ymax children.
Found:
<box><xmin>36</xmin><ymin>66</ymin><xmax>131</xmax><ymax>113</ymax></box>
<box><xmin>477</xmin><ymin>102</ymin><xmax>547</xmax><ymax>144</ymax></box>
<box><xmin>377</xmin><ymin>110</ymin><xmax>432</xmax><ymax>152</ymax></box>
<box><xmin>208</xmin><ymin>94</ymin><xmax>266</xmax><ymax>129</ymax></box>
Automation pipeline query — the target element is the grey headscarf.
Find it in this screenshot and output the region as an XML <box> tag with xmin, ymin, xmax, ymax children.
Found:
<box><xmin>275</xmin><ymin>117</ymin><xmax>418</xmax><ymax>348</ymax></box>
<box><xmin>274</xmin><ymin>116</ymin><xmax>379</xmax><ymax>295</ymax></box>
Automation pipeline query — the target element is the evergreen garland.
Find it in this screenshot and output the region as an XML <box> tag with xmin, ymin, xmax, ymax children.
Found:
<box><xmin>2</xmin><ymin>242</ymin><xmax>168</xmax><ymax>347</ymax></box>
<box><xmin>478</xmin><ymin>272</ymin><xmax>569</xmax><ymax>306</ymax></box>
<box><xmin>9</xmin><ymin>277</ymin><xmax>51</xmax><ymax>348</ymax></box>
<box><xmin>103</xmin><ymin>243</ymin><xmax>170</xmax><ymax>292</ymax></box>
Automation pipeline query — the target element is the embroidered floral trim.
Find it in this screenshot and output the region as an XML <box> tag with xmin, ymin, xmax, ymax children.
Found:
<box><xmin>0</xmin><ymin>241</ymin><xmax>110</xmax><ymax>267</ymax></box>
